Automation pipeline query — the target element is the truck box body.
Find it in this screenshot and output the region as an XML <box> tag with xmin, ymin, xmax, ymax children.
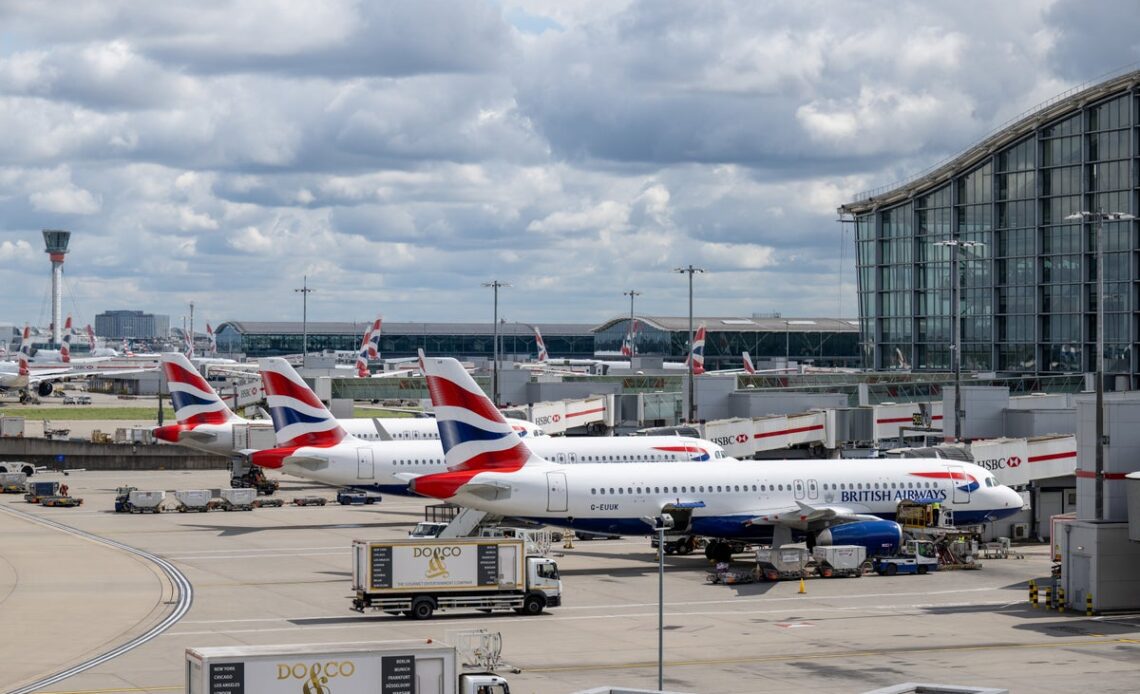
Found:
<box><xmin>0</xmin><ymin>472</ymin><xmax>28</xmax><ymax>489</ymax></box>
<box><xmin>186</xmin><ymin>642</ymin><xmax>463</xmax><ymax>694</ymax></box>
<box><xmin>353</xmin><ymin>538</ymin><xmax>525</xmax><ymax>595</ymax></box>
<box><xmin>29</xmin><ymin>481</ymin><xmax>60</xmax><ymax>496</ymax></box>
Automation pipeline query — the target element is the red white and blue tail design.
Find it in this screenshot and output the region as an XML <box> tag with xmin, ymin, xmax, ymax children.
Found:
<box><xmin>60</xmin><ymin>316</ymin><xmax>73</xmax><ymax>363</ymax></box>
<box><xmin>366</xmin><ymin>317</ymin><xmax>382</xmax><ymax>360</ymax></box>
<box><xmin>533</xmin><ymin>327</ymin><xmax>548</xmax><ymax>362</ymax></box>
<box><xmin>259</xmin><ymin>357</ymin><xmax>348</xmax><ymax>448</ymax></box>
<box><xmin>162</xmin><ymin>353</ymin><xmax>236</xmax><ymax>426</ymax></box>
<box><xmin>689</xmin><ymin>324</ymin><xmax>706</xmax><ymax>375</ymax></box>
<box><xmin>17</xmin><ymin>326</ymin><xmax>31</xmax><ymax>377</ymax></box>
<box><xmin>85</xmin><ymin>324</ymin><xmax>96</xmax><ymax>351</ymax></box>
<box><xmin>207</xmin><ymin>324</ymin><xmax>217</xmax><ymax>355</ymax></box>
<box><xmin>414</xmin><ymin>356</ymin><xmax>543</xmax><ymax>499</ymax></box>
<box><xmin>742</xmin><ymin>351</ymin><xmax>755</xmax><ymax>374</ymax></box>
<box><xmin>424</xmin><ymin>356</ymin><xmax>536</xmax><ymax>472</ymax></box>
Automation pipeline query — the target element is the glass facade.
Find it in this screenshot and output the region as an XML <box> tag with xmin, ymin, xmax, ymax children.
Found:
<box><xmin>595</xmin><ymin>319</ymin><xmax>860</xmax><ymax>370</ymax></box>
<box><xmin>847</xmin><ymin>81</ymin><xmax>1138</xmax><ymax>384</ymax></box>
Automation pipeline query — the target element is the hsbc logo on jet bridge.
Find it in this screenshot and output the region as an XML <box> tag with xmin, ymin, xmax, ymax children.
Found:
<box><xmin>710</xmin><ymin>435</ymin><xmax>747</xmax><ymax>447</ymax></box>
<box><xmin>975</xmin><ymin>456</ymin><xmax>1022</xmax><ymax>471</ymax></box>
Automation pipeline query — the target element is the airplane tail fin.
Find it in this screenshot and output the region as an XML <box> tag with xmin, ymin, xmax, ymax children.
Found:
<box><xmin>207</xmin><ymin>323</ymin><xmax>217</xmax><ymax>355</ymax></box>
<box><xmin>690</xmin><ymin>324</ymin><xmax>706</xmax><ymax>375</ymax></box>
<box><xmin>17</xmin><ymin>326</ymin><xmax>31</xmax><ymax>377</ymax></box>
<box><xmin>85</xmin><ymin>324</ymin><xmax>96</xmax><ymax>351</ymax></box>
<box><xmin>259</xmin><ymin>357</ymin><xmax>350</xmax><ymax>448</ymax></box>
<box><xmin>532</xmin><ymin>326</ymin><xmax>548</xmax><ymax>362</ymax></box>
<box><xmin>421</xmin><ymin>355</ymin><xmax>536</xmax><ymax>474</ymax></box>
<box><xmin>742</xmin><ymin>351</ymin><xmax>755</xmax><ymax>374</ymax></box>
<box><xmin>367</xmin><ymin>317</ymin><xmax>382</xmax><ymax>360</ymax></box>
<box><xmin>161</xmin><ymin>353</ymin><xmax>239</xmax><ymax>425</ymax></box>
<box><xmin>60</xmin><ymin>316</ymin><xmax>72</xmax><ymax>363</ymax></box>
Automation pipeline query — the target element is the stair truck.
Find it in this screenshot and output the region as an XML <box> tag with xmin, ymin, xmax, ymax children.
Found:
<box><xmin>186</xmin><ymin>641</ymin><xmax>510</xmax><ymax>694</ymax></box>
<box><xmin>872</xmin><ymin>539</ymin><xmax>939</xmax><ymax>576</ymax></box>
<box><xmin>351</xmin><ymin>537</ymin><xmax>561</xmax><ymax>620</ymax></box>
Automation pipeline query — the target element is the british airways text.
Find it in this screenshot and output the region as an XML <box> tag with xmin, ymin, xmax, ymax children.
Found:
<box><xmin>840</xmin><ymin>488</ymin><xmax>947</xmax><ymax>503</ymax></box>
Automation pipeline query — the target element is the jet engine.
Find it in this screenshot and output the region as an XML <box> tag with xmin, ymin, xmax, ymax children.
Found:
<box><xmin>814</xmin><ymin>519</ymin><xmax>902</xmax><ymax>556</ymax></box>
<box><xmin>37</xmin><ymin>381</ymin><xmax>54</xmax><ymax>396</ymax></box>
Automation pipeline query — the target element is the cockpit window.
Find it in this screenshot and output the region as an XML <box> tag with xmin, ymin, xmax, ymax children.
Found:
<box><xmin>985</xmin><ymin>478</ymin><xmax>995</xmax><ymax>487</ymax></box>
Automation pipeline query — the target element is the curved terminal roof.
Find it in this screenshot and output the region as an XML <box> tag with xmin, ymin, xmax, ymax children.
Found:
<box><xmin>839</xmin><ymin>67</ymin><xmax>1140</xmax><ymax>216</ymax></box>
<box><xmin>591</xmin><ymin>316</ymin><xmax>859</xmax><ymax>333</ymax></box>
<box><xmin>217</xmin><ymin>321</ymin><xmax>592</xmax><ymax>337</ymax></box>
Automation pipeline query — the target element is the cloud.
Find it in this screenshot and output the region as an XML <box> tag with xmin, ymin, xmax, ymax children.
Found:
<box><xmin>0</xmin><ymin>1</ymin><xmax>1134</xmax><ymax>326</ymax></box>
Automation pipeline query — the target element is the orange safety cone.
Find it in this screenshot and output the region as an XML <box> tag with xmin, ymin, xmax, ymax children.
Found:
<box><xmin>798</xmin><ymin>577</ymin><xmax>807</xmax><ymax>594</ymax></box>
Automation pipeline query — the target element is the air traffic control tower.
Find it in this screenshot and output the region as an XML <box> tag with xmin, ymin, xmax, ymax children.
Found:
<box><xmin>42</xmin><ymin>229</ymin><xmax>71</xmax><ymax>346</ymax></box>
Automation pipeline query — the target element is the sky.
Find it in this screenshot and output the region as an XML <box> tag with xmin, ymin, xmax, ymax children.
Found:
<box><xmin>1</xmin><ymin>0</ymin><xmax>1139</xmax><ymax>331</ymax></box>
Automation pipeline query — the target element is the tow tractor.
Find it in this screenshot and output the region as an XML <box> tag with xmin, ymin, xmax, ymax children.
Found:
<box><xmin>872</xmin><ymin>539</ymin><xmax>939</xmax><ymax>576</ymax></box>
<box><xmin>229</xmin><ymin>458</ymin><xmax>279</xmax><ymax>495</ymax></box>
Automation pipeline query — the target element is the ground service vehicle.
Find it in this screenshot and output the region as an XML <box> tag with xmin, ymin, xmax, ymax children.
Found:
<box><xmin>24</xmin><ymin>481</ymin><xmax>60</xmax><ymax>503</ymax></box>
<box><xmin>186</xmin><ymin>642</ymin><xmax>510</xmax><ymax>694</ymax></box>
<box><xmin>872</xmin><ymin>539</ymin><xmax>939</xmax><ymax>576</ymax></box>
<box><xmin>409</xmin><ymin>521</ymin><xmax>449</xmax><ymax>538</ymax></box>
<box><xmin>351</xmin><ymin>538</ymin><xmax>561</xmax><ymax>620</ymax></box>
<box><xmin>339</xmin><ymin>489</ymin><xmax>381</xmax><ymax>505</ymax></box>
<box><xmin>230</xmin><ymin>459</ymin><xmax>279</xmax><ymax>495</ymax></box>
<box><xmin>1</xmin><ymin>472</ymin><xmax>27</xmax><ymax>493</ymax></box>
<box><xmin>115</xmin><ymin>489</ymin><xmax>165</xmax><ymax>513</ymax></box>
<box><xmin>173</xmin><ymin>489</ymin><xmax>212</xmax><ymax>512</ymax></box>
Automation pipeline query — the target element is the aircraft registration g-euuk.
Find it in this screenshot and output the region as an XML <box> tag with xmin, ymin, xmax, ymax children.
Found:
<box><xmin>411</xmin><ymin>356</ymin><xmax>1026</xmax><ymax>560</ymax></box>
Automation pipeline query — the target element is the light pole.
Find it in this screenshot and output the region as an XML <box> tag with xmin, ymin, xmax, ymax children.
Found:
<box><xmin>1065</xmin><ymin>210</ymin><xmax>1135</xmax><ymax>521</ymax></box>
<box><xmin>482</xmin><ymin>280</ymin><xmax>511</xmax><ymax>406</ymax></box>
<box><xmin>933</xmin><ymin>239</ymin><xmax>982</xmax><ymax>442</ymax></box>
<box><xmin>623</xmin><ymin>289</ymin><xmax>641</xmax><ymax>356</ymax></box>
<box><xmin>642</xmin><ymin>514</ymin><xmax>672</xmax><ymax>690</ymax></box>
<box><xmin>673</xmin><ymin>265</ymin><xmax>705</xmax><ymax>423</ymax></box>
<box><xmin>294</xmin><ymin>275</ymin><xmax>313</xmax><ymax>359</ymax></box>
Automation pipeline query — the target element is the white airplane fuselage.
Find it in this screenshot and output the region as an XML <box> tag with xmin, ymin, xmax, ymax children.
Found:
<box><xmin>414</xmin><ymin>458</ymin><xmax>1024</xmax><ymax>541</ymax></box>
<box><xmin>255</xmin><ymin>435</ymin><xmax>725</xmax><ymax>495</ymax></box>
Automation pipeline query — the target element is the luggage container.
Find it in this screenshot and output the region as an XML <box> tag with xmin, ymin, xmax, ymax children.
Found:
<box><xmin>755</xmin><ymin>547</ymin><xmax>811</xmax><ymax>581</ymax></box>
<box><xmin>0</xmin><ymin>472</ymin><xmax>28</xmax><ymax>493</ymax></box>
<box><xmin>218</xmin><ymin>488</ymin><xmax>256</xmax><ymax>511</ymax></box>
<box><xmin>126</xmin><ymin>490</ymin><xmax>166</xmax><ymax>513</ymax></box>
<box><xmin>811</xmin><ymin>545</ymin><xmax>867</xmax><ymax>577</ymax></box>
<box><xmin>24</xmin><ymin>480</ymin><xmax>60</xmax><ymax>503</ymax></box>
<box><xmin>174</xmin><ymin>490</ymin><xmax>213</xmax><ymax>512</ymax></box>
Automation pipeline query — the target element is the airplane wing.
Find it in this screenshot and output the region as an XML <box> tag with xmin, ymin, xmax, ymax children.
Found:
<box><xmin>744</xmin><ymin>501</ymin><xmax>876</xmax><ymax>532</ymax></box>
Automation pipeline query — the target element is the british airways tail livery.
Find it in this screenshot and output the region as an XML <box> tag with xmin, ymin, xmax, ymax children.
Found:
<box><xmin>249</xmin><ymin>356</ymin><xmax>726</xmax><ymax>496</ymax></box>
<box><xmin>60</xmin><ymin>316</ymin><xmax>73</xmax><ymax>363</ymax></box>
<box><xmin>533</xmin><ymin>327</ymin><xmax>548</xmax><ymax>362</ymax></box>
<box><xmin>260</xmin><ymin>357</ymin><xmax>348</xmax><ymax>448</ymax></box>
<box><xmin>356</xmin><ymin>318</ymin><xmax>382</xmax><ymax>377</ymax></box>
<box><xmin>742</xmin><ymin>351</ymin><xmax>755</xmax><ymax>374</ymax></box>
<box><xmin>411</xmin><ymin>357</ymin><xmax>1025</xmax><ymax>557</ymax></box>
<box><xmin>207</xmin><ymin>323</ymin><xmax>217</xmax><ymax>355</ymax></box>
<box><xmin>153</xmin><ymin>353</ymin><xmax>241</xmax><ymax>445</ymax></box>
<box><xmin>688</xmin><ymin>324</ymin><xmax>706</xmax><ymax>375</ymax></box>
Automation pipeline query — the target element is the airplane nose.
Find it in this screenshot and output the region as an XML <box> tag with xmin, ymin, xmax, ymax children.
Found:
<box><xmin>1004</xmin><ymin>486</ymin><xmax>1024</xmax><ymax>508</ymax></box>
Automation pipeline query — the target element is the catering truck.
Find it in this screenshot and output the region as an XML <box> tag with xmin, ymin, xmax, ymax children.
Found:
<box><xmin>186</xmin><ymin>642</ymin><xmax>509</xmax><ymax>694</ymax></box>
<box><xmin>351</xmin><ymin>537</ymin><xmax>561</xmax><ymax>619</ymax></box>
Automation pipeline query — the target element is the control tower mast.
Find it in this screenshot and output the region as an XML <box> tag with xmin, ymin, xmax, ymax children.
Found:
<box><xmin>42</xmin><ymin>229</ymin><xmax>71</xmax><ymax>346</ymax></box>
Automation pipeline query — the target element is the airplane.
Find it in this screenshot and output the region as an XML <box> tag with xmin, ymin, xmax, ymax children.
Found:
<box><xmin>408</xmin><ymin>356</ymin><xmax>1026</xmax><ymax>560</ymax></box>
<box><xmin>152</xmin><ymin>353</ymin><xmax>545</xmax><ymax>456</ymax></box>
<box><xmin>246</xmin><ymin>356</ymin><xmax>728</xmax><ymax>496</ymax></box>
<box><xmin>1</xmin><ymin>326</ymin><xmax>154</xmax><ymax>399</ymax></box>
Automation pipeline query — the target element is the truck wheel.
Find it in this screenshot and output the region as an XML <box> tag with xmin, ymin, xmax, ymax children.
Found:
<box><xmin>410</xmin><ymin>598</ymin><xmax>435</xmax><ymax>620</ymax></box>
<box><xmin>820</xmin><ymin>565</ymin><xmax>834</xmax><ymax>578</ymax></box>
<box><xmin>885</xmin><ymin>563</ymin><xmax>898</xmax><ymax>576</ymax></box>
<box><xmin>917</xmin><ymin>565</ymin><xmax>928</xmax><ymax>575</ymax></box>
<box><xmin>520</xmin><ymin>595</ymin><xmax>545</xmax><ymax>615</ymax></box>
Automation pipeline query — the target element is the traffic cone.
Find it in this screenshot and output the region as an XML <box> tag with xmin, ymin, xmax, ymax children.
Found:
<box><xmin>798</xmin><ymin>577</ymin><xmax>806</xmax><ymax>594</ymax></box>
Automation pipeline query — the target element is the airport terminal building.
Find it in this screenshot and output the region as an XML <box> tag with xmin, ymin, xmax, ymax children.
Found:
<box><xmin>840</xmin><ymin>69</ymin><xmax>1140</xmax><ymax>385</ymax></box>
<box><xmin>215</xmin><ymin>317</ymin><xmax>860</xmax><ymax>367</ymax></box>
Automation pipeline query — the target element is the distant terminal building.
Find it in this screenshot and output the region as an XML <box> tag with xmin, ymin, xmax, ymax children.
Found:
<box><xmin>839</xmin><ymin>69</ymin><xmax>1140</xmax><ymax>384</ymax></box>
<box><xmin>215</xmin><ymin>317</ymin><xmax>860</xmax><ymax>367</ymax></box>
<box><xmin>594</xmin><ymin>316</ymin><xmax>860</xmax><ymax>371</ymax></box>
<box><xmin>214</xmin><ymin>321</ymin><xmax>596</xmax><ymax>360</ymax></box>
<box><xmin>95</xmin><ymin>310</ymin><xmax>171</xmax><ymax>339</ymax></box>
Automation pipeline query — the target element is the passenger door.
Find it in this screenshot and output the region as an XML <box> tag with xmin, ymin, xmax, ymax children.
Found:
<box><xmin>793</xmin><ymin>478</ymin><xmax>806</xmax><ymax>501</ymax></box>
<box><xmin>948</xmin><ymin>464</ymin><xmax>969</xmax><ymax>504</ymax></box>
<box><xmin>807</xmin><ymin>478</ymin><xmax>819</xmax><ymax>501</ymax></box>
<box><xmin>357</xmin><ymin>448</ymin><xmax>374</xmax><ymax>480</ymax></box>
<box><xmin>546</xmin><ymin>471</ymin><xmax>568</xmax><ymax>513</ymax></box>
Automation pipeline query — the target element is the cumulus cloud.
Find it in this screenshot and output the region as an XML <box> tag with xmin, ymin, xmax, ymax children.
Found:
<box><xmin>0</xmin><ymin>0</ymin><xmax>1134</xmax><ymax>324</ymax></box>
